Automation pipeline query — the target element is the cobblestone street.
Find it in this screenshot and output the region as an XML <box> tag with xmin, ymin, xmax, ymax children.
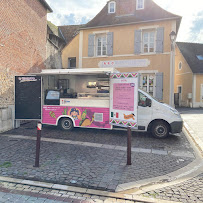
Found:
<box><xmin>143</xmin><ymin>173</ymin><xmax>203</xmax><ymax>202</ymax></box>
<box><xmin>0</xmin><ymin>122</ymin><xmax>195</xmax><ymax>192</ymax></box>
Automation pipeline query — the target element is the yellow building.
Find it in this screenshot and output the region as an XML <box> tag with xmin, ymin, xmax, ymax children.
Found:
<box><xmin>175</xmin><ymin>42</ymin><xmax>203</xmax><ymax>108</ymax></box>
<box><xmin>62</xmin><ymin>0</ymin><xmax>182</xmax><ymax>105</ymax></box>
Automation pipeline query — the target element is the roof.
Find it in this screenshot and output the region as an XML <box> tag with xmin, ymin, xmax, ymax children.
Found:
<box><xmin>47</xmin><ymin>21</ymin><xmax>65</xmax><ymax>41</ymax></box>
<box><xmin>59</xmin><ymin>25</ymin><xmax>83</xmax><ymax>44</ymax></box>
<box><xmin>47</xmin><ymin>21</ymin><xmax>59</xmax><ymax>36</ymax></box>
<box><xmin>177</xmin><ymin>42</ymin><xmax>203</xmax><ymax>74</ymax></box>
<box><xmin>82</xmin><ymin>0</ymin><xmax>181</xmax><ymax>31</ymax></box>
<box><xmin>39</xmin><ymin>0</ymin><xmax>53</xmax><ymax>13</ymax></box>
<box><xmin>34</xmin><ymin>68</ymin><xmax>119</xmax><ymax>75</ymax></box>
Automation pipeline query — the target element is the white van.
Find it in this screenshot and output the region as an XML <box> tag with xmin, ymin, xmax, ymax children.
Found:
<box><xmin>137</xmin><ymin>89</ymin><xmax>183</xmax><ymax>138</ymax></box>
<box><xmin>33</xmin><ymin>68</ymin><xmax>183</xmax><ymax>139</ymax></box>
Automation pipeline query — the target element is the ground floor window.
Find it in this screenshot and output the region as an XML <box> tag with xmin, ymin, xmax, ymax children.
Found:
<box><xmin>140</xmin><ymin>74</ymin><xmax>155</xmax><ymax>96</ymax></box>
<box><xmin>68</xmin><ymin>57</ymin><xmax>76</xmax><ymax>69</ymax></box>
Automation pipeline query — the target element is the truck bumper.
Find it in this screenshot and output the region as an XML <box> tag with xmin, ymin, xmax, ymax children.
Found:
<box><xmin>170</xmin><ymin>121</ymin><xmax>183</xmax><ymax>134</ymax></box>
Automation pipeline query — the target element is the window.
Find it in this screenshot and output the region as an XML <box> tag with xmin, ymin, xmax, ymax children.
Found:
<box><xmin>108</xmin><ymin>1</ymin><xmax>116</xmax><ymax>13</ymax></box>
<box><xmin>178</xmin><ymin>61</ymin><xmax>182</xmax><ymax>70</ymax></box>
<box><xmin>94</xmin><ymin>113</ymin><xmax>103</xmax><ymax>122</ymax></box>
<box><xmin>140</xmin><ymin>74</ymin><xmax>155</xmax><ymax>96</ymax></box>
<box><xmin>197</xmin><ymin>55</ymin><xmax>203</xmax><ymax>60</ymax></box>
<box><xmin>142</xmin><ymin>30</ymin><xmax>155</xmax><ymax>53</ymax></box>
<box><xmin>96</xmin><ymin>35</ymin><xmax>107</xmax><ymax>56</ymax></box>
<box><xmin>68</xmin><ymin>57</ymin><xmax>76</xmax><ymax>69</ymax></box>
<box><xmin>137</xmin><ymin>0</ymin><xmax>144</xmax><ymax>10</ymax></box>
<box><xmin>178</xmin><ymin>86</ymin><xmax>182</xmax><ymax>94</ymax></box>
<box><xmin>138</xmin><ymin>92</ymin><xmax>148</xmax><ymax>107</ymax></box>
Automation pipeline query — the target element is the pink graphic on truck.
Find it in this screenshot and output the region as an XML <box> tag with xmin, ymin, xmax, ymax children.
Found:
<box><xmin>42</xmin><ymin>105</ymin><xmax>111</xmax><ymax>129</ymax></box>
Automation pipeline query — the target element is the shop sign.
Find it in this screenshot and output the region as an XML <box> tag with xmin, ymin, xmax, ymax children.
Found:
<box><xmin>99</xmin><ymin>59</ymin><xmax>150</xmax><ymax>68</ymax></box>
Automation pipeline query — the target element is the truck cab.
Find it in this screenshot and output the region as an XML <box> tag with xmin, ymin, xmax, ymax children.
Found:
<box><xmin>137</xmin><ymin>89</ymin><xmax>183</xmax><ymax>138</ymax></box>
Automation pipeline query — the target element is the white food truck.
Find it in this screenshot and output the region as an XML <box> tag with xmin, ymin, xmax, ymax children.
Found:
<box><xmin>34</xmin><ymin>68</ymin><xmax>183</xmax><ymax>139</ymax></box>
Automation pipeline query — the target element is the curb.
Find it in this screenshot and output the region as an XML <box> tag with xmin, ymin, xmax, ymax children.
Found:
<box><xmin>118</xmin><ymin>127</ymin><xmax>203</xmax><ymax>195</ymax></box>
<box><xmin>183</xmin><ymin>122</ymin><xmax>203</xmax><ymax>157</ymax></box>
<box><xmin>0</xmin><ymin>176</ymin><xmax>178</xmax><ymax>203</ymax></box>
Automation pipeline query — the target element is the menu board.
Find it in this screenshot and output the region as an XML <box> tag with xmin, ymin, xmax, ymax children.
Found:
<box><xmin>15</xmin><ymin>76</ymin><xmax>41</xmax><ymax>120</ymax></box>
<box><xmin>110</xmin><ymin>73</ymin><xmax>138</xmax><ymax>129</ymax></box>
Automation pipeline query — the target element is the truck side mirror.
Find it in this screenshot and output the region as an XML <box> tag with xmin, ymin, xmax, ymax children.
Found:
<box><xmin>146</xmin><ymin>98</ymin><xmax>152</xmax><ymax>107</ymax></box>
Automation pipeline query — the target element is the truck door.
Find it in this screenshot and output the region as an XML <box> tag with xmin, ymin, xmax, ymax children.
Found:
<box><xmin>137</xmin><ymin>91</ymin><xmax>152</xmax><ymax>130</ymax></box>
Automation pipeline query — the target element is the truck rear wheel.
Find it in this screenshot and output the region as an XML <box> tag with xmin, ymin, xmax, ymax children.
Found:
<box><xmin>151</xmin><ymin>121</ymin><xmax>169</xmax><ymax>139</ymax></box>
<box><xmin>59</xmin><ymin>118</ymin><xmax>73</xmax><ymax>131</ymax></box>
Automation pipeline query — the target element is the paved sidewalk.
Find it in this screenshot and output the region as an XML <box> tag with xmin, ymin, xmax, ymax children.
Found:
<box><xmin>0</xmin><ymin>122</ymin><xmax>195</xmax><ymax>192</ymax></box>
<box><xmin>178</xmin><ymin>108</ymin><xmax>203</xmax><ymax>155</ymax></box>
<box><xmin>143</xmin><ymin>173</ymin><xmax>203</xmax><ymax>202</ymax></box>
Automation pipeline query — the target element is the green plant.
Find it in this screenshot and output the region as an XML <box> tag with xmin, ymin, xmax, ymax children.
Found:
<box><xmin>0</xmin><ymin>162</ymin><xmax>12</xmax><ymax>168</ymax></box>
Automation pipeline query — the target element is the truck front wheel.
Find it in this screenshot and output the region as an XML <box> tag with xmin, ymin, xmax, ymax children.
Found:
<box><xmin>151</xmin><ymin>121</ymin><xmax>169</xmax><ymax>139</ymax></box>
<box><xmin>59</xmin><ymin>118</ymin><xmax>73</xmax><ymax>131</ymax></box>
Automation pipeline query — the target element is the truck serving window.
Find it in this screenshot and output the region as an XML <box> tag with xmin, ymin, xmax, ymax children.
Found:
<box><xmin>46</xmin><ymin>91</ymin><xmax>60</xmax><ymax>100</ymax></box>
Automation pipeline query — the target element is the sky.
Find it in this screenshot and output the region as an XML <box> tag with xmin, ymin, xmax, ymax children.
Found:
<box><xmin>46</xmin><ymin>0</ymin><xmax>203</xmax><ymax>43</ymax></box>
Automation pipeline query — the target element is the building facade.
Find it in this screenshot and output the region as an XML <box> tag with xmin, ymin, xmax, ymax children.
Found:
<box><xmin>46</xmin><ymin>21</ymin><xmax>66</xmax><ymax>69</ymax></box>
<box><xmin>175</xmin><ymin>42</ymin><xmax>203</xmax><ymax>108</ymax></box>
<box><xmin>62</xmin><ymin>0</ymin><xmax>181</xmax><ymax>104</ymax></box>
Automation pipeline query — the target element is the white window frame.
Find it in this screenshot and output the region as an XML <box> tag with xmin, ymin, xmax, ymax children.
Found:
<box><xmin>142</xmin><ymin>29</ymin><xmax>156</xmax><ymax>54</ymax></box>
<box><xmin>108</xmin><ymin>1</ymin><xmax>116</xmax><ymax>13</ymax></box>
<box><xmin>140</xmin><ymin>73</ymin><xmax>156</xmax><ymax>97</ymax></box>
<box><xmin>95</xmin><ymin>34</ymin><xmax>107</xmax><ymax>57</ymax></box>
<box><xmin>136</xmin><ymin>0</ymin><xmax>144</xmax><ymax>10</ymax></box>
<box><xmin>178</xmin><ymin>61</ymin><xmax>182</xmax><ymax>70</ymax></box>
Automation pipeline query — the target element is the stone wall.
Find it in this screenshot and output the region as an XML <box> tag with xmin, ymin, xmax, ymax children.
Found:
<box><xmin>0</xmin><ymin>106</ymin><xmax>20</xmax><ymax>133</ymax></box>
<box><xmin>46</xmin><ymin>39</ymin><xmax>63</xmax><ymax>69</ymax></box>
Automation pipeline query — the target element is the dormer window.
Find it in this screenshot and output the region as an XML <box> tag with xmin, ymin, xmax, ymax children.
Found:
<box><xmin>108</xmin><ymin>1</ymin><xmax>116</xmax><ymax>13</ymax></box>
<box><xmin>136</xmin><ymin>0</ymin><xmax>144</xmax><ymax>10</ymax></box>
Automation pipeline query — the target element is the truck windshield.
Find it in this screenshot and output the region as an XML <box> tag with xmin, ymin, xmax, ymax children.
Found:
<box><xmin>139</xmin><ymin>90</ymin><xmax>159</xmax><ymax>102</ymax></box>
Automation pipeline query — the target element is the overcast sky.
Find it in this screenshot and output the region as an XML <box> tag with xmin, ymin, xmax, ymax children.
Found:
<box><xmin>46</xmin><ymin>0</ymin><xmax>203</xmax><ymax>43</ymax></box>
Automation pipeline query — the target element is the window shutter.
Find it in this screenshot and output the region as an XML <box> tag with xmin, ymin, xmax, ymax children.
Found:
<box><xmin>155</xmin><ymin>72</ymin><xmax>163</xmax><ymax>101</ymax></box>
<box><xmin>88</xmin><ymin>34</ymin><xmax>95</xmax><ymax>57</ymax></box>
<box><xmin>134</xmin><ymin>30</ymin><xmax>141</xmax><ymax>55</ymax></box>
<box><xmin>107</xmin><ymin>32</ymin><xmax>113</xmax><ymax>56</ymax></box>
<box><xmin>156</xmin><ymin>27</ymin><xmax>164</xmax><ymax>53</ymax></box>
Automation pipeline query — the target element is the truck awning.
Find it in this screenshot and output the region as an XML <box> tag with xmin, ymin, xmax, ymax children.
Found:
<box><xmin>32</xmin><ymin>68</ymin><xmax>119</xmax><ymax>76</ymax></box>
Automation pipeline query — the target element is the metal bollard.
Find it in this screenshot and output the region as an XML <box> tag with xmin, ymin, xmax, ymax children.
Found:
<box><xmin>34</xmin><ymin>122</ymin><xmax>42</xmax><ymax>167</ymax></box>
<box><xmin>127</xmin><ymin>127</ymin><xmax>132</xmax><ymax>165</ymax></box>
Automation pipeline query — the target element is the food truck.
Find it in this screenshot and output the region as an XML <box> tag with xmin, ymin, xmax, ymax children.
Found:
<box><xmin>17</xmin><ymin>68</ymin><xmax>183</xmax><ymax>139</ymax></box>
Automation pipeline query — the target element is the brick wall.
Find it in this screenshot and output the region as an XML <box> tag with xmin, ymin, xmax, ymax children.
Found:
<box><xmin>0</xmin><ymin>0</ymin><xmax>48</xmax><ymax>107</ymax></box>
